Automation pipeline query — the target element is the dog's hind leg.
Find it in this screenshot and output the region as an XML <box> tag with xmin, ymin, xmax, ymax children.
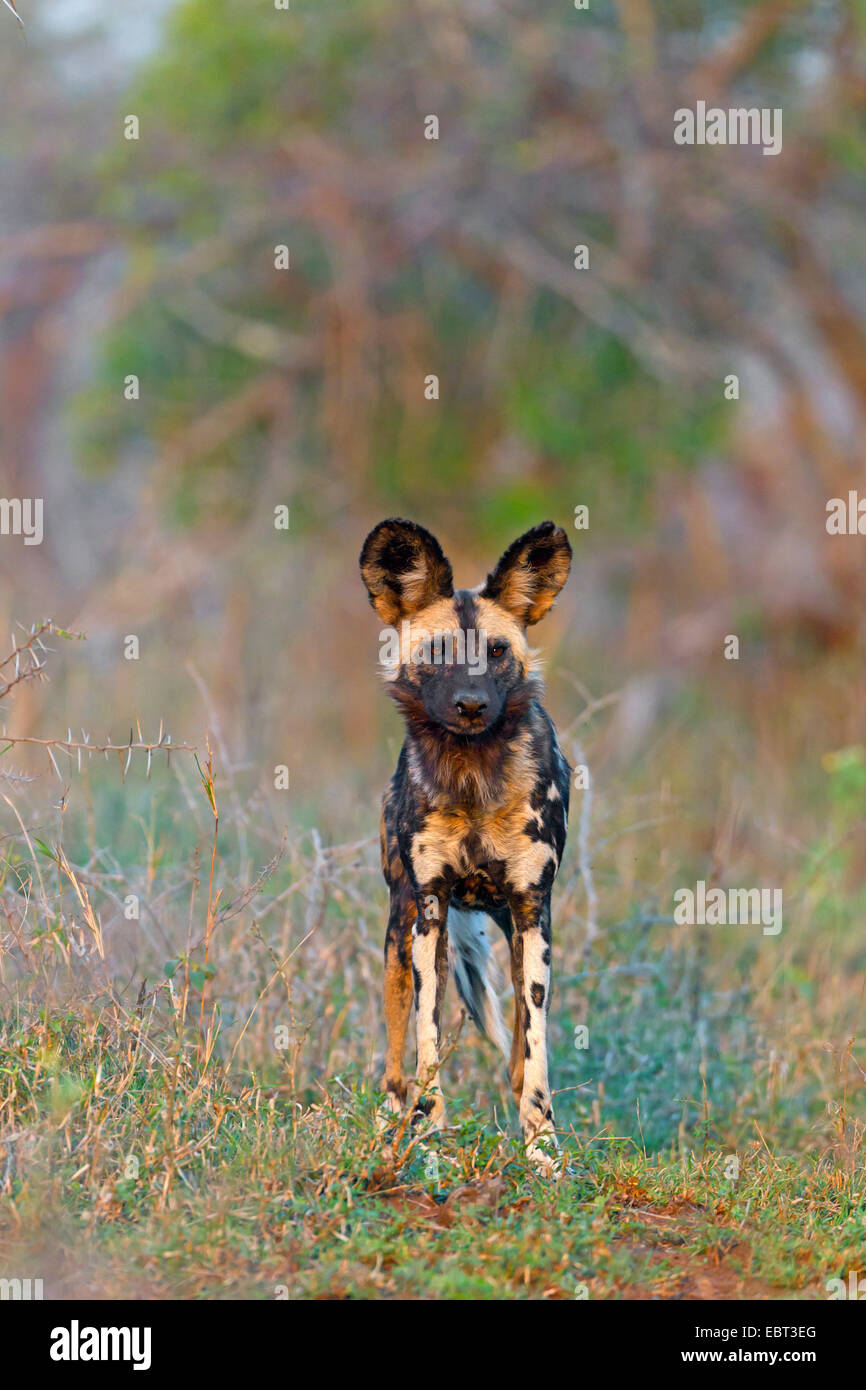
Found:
<box><xmin>508</xmin><ymin>932</ymin><xmax>526</xmax><ymax>1107</ymax></box>
<box><xmin>382</xmin><ymin>878</ymin><xmax>415</xmax><ymax>1116</ymax></box>
<box><xmin>486</xmin><ymin>905</ymin><xmax>525</xmax><ymax>1104</ymax></box>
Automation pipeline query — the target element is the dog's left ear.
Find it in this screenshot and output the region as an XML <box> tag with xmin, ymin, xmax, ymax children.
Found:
<box><xmin>481</xmin><ymin>521</ymin><xmax>572</xmax><ymax>626</ymax></box>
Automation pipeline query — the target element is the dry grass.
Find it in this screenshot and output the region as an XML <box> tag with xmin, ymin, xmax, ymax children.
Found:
<box><xmin>0</xmin><ymin>624</ymin><xmax>865</xmax><ymax>1298</ymax></box>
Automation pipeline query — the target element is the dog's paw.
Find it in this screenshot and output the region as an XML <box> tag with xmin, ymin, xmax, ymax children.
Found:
<box><xmin>523</xmin><ymin>1122</ymin><xmax>560</xmax><ymax>1177</ymax></box>
<box><xmin>412</xmin><ymin>1090</ymin><xmax>447</xmax><ymax>1133</ymax></box>
<box><xmin>526</xmin><ymin>1143</ymin><xmax>559</xmax><ymax>1177</ymax></box>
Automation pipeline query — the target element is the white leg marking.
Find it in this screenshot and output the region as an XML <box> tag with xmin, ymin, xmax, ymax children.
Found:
<box><xmin>413</xmin><ymin>922</ymin><xmax>446</xmax><ymax>1128</ymax></box>
<box><xmin>519</xmin><ymin>926</ymin><xmax>557</xmax><ymax>1171</ymax></box>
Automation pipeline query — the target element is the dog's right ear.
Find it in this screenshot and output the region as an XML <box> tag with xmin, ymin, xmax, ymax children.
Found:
<box><xmin>360</xmin><ymin>518</ymin><xmax>454</xmax><ymax>625</ymax></box>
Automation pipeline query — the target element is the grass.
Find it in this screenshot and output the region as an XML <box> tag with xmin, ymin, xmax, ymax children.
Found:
<box><xmin>2</xmin><ymin>1012</ymin><xmax>864</xmax><ymax>1300</ymax></box>
<box><xmin>1</xmin><ymin>634</ymin><xmax>865</xmax><ymax>1299</ymax></box>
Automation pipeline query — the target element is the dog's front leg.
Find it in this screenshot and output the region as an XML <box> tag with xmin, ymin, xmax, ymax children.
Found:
<box><xmin>509</xmin><ymin>891</ymin><xmax>557</xmax><ymax>1171</ymax></box>
<box><xmin>412</xmin><ymin>885</ymin><xmax>450</xmax><ymax>1130</ymax></box>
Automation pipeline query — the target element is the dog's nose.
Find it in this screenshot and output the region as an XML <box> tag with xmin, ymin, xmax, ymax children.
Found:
<box><xmin>454</xmin><ymin>691</ymin><xmax>488</xmax><ymax>719</ymax></box>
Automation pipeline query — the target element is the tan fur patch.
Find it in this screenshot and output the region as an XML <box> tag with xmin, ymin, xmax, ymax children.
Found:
<box><xmin>410</xmin><ymin>803</ymin><xmax>556</xmax><ymax>893</ymax></box>
<box><xmin>410</xmin><ymin>729</ymin><xmax>557</xmax><ymax>891</ymax></box>
<box><xmin>378</xmin><ymin>598</ymin><xmax>463</xmax><ymax>682</ymax></box>
<box><xmin>473</xmin><ymin>597</ymin><xmax>532</xmax><ymax>676</ymax></box>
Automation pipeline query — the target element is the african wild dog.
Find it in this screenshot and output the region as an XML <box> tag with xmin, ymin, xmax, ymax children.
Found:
<box><xmin>360</xmin><ymin>518</ymin><xmax>572</xmax><ymax>1170</ymax></box>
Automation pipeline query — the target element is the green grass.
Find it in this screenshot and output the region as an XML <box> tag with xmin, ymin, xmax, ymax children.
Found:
<box><xmin>2</xmin><ymin>1007</ymin><xmax>862</xmax><ymax>1300</ymax></box>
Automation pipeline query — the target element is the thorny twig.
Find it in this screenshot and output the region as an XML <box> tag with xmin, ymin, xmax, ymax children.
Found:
<box><xmin>0</xmin><ymin>623</ymin><xmax>197</xmax><ymax>779</ymax></box>
<box><xmin>0</xmin><ymin>731</ymin><xmax>197</xmax><ymax>779</ymax></box>
<box><xmin>0</xmin><ymin>620</ymin><xmax>62</xmax><ymax>703</ymax></box>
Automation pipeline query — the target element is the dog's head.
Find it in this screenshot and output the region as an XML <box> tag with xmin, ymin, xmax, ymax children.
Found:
<box><xmin>359</xmin><ymin>518</ymin><xmax>571</xmax><ymax>739</ymax></box>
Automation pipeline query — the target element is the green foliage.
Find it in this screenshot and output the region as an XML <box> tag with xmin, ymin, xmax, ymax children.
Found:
<box><xmin>72</xmin><ymin>0</ymin><xmax>745</xmax><ymax>540</ymax></box>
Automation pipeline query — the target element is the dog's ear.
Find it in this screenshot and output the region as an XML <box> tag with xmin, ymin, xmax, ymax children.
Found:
<box><xmin>360</xmin><ymin>518</ymin><xmax>454</xmax><ymax>624</ymax></box>
<box><xmin>481</xmin><ymin>521</ymin><xmax>572</xmax><ymax>626</ymax></box>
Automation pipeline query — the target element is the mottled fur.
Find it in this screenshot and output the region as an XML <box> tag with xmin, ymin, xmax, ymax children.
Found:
<box><xmin>360</xmin><ymin>518</ymin><xmax>572</xmax><ymax>1170</ymax></box>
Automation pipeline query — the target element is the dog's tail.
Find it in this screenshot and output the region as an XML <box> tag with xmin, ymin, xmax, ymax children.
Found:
<box><xmin>447</xmin><ymin>909</ymin><xmax>509</xmax><ymax>1057</ymax></box>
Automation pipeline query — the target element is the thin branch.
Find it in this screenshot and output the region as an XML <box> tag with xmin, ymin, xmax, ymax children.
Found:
<box><xmin>1</xmin><ymin>0</ymin><xmax>23</xmax><ymax>29</ymax></box>
<box><xmin>0</xmin><ymin>620</ymin><xmax>61</xmax><ymax>702</ymax></box>
<box><xmin>686</xmin><ymin>0</ymin><xmax>805</xmax><ymax>101</ymax></box>
<box><xmin>0</xmin><ymin>734</ymin><xmax>196</xmax><ymax>756</ymax></box>
<box><xmin>573</xmin><ymin>739</ymin><xmax>600</xmax><ymax>954</ymax></box>
<box><xmin>0</xmin><ymin>733</ymin><xmax>197</xmax><ymax>782</ymax></box>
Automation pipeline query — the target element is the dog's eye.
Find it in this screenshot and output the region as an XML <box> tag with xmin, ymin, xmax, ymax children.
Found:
<box><xmin>489</xmin><ymin>642</ymin><xmax>507</xmax><ymax>659</ymax></box>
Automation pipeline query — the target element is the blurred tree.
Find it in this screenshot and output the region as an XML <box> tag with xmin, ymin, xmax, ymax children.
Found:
<box><xmin>2</xmin><ymin>0</ymin><xmax>864</xmax><ymax>688</ymax></box>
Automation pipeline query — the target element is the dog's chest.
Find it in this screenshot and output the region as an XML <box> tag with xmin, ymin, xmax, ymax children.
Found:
<box><xmin>409</xmin><ymin>796</ymin><xmax>561</xmax><ymax>895</ymax></box>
